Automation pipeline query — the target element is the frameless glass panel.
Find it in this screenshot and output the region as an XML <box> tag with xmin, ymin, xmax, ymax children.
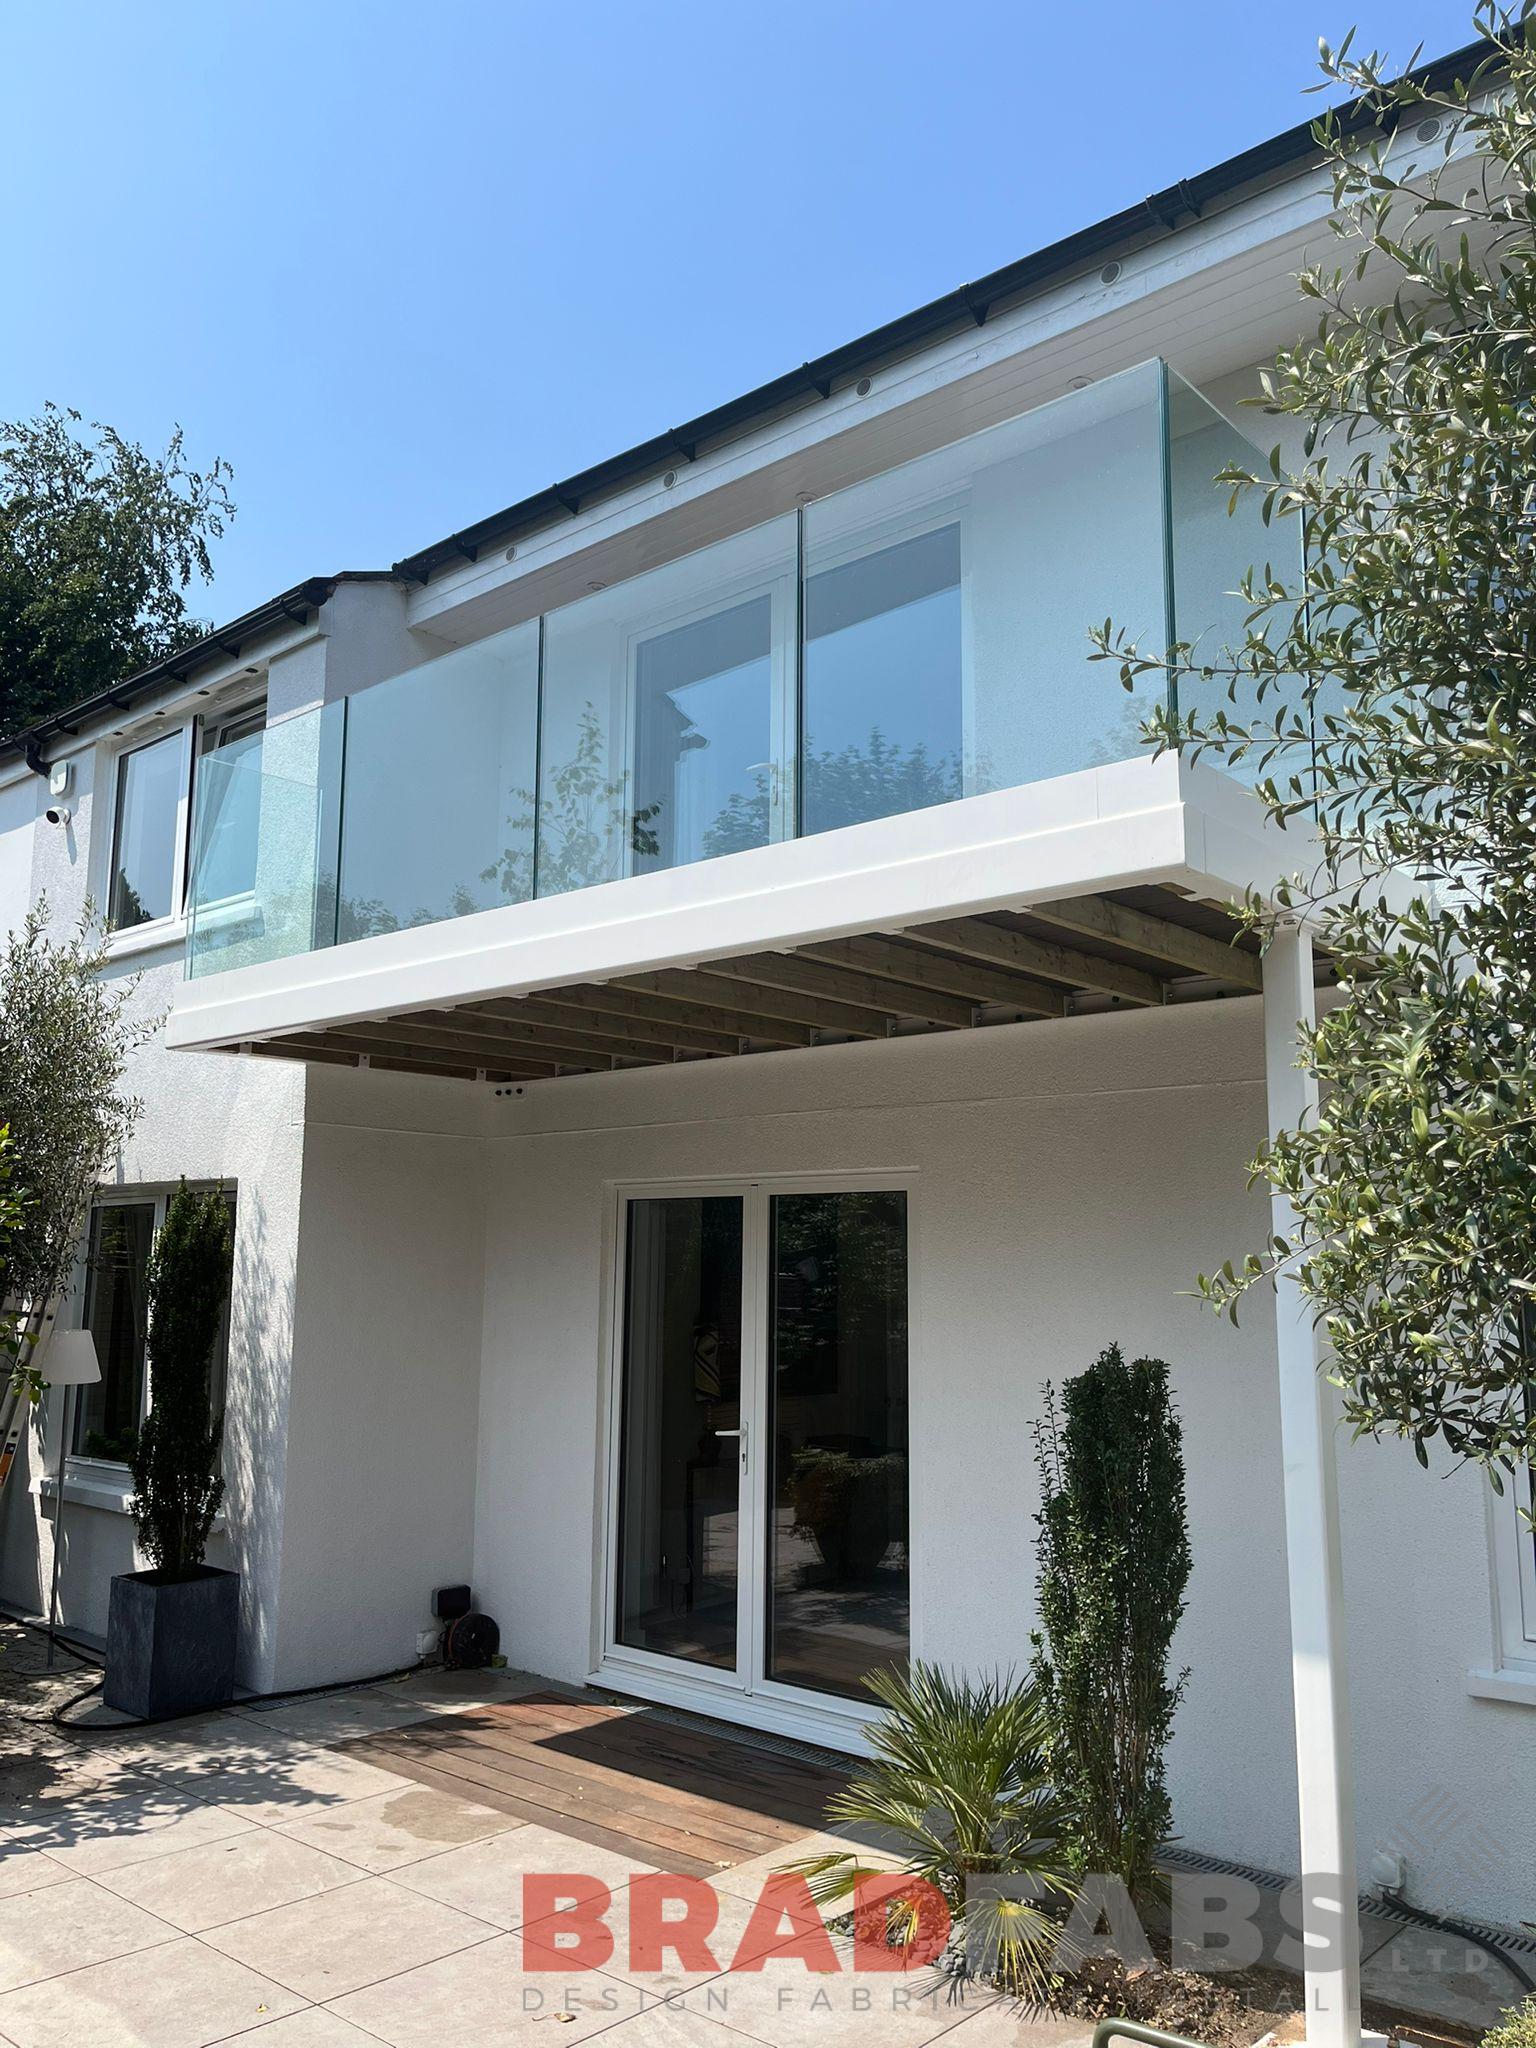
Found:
<box><xmin>632</xmin><ymin>595</ymin><xmax>774</xmax><ymax>873</ymax></box>
<box><xmin>617</xmin><ymin>1197</ymin><xmax>744</xmax><ymax>1670</ymax></box>
<box><xmin>73</xmin><ymin>1203</ymin><xmax>155</xmax><ymax>1461</ymax></box>
<box><xmin>339</xmin><ymin>619</ymin><xmax>540</xmax><ymax>940</ymax></box>
<box><xmin>802</xmin><ymin>358</ymin><xmax>1169</xmax><ymax>821</ymax></box>
<box><xmin>539</xmin><ymin>517</ymin><xmax>796</xmax><ymax>897</ymax></box>
<box><xmin>187</xmin><ymin>702</ymin><xmax>345</xmax><ymax>976</ymax></box>
<box><xmin>1166</xmin><ymin>369</ymin><xmax>1294</xmax><ymax>787</ymax></box>
<box><xmin>802</xmin><ymin>525</ymin><xmax>964</xmax><ymax>834</ymax></box>
<box><xmin>767</xmin><ymin>1190</ymin><xmax>909</xmax><ymax>1699</ymax></box>
<box><xmin>109</xmin><ymin>732</ymin><xmax>183</xmax><ymax>929</ymax></box>
<box><xmin>192</xmin><ymin>723</ymin><xmax>264</xmax><ymax>906</ymax></box>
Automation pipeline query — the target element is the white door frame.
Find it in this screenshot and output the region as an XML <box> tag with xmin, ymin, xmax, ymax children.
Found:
<box><xmin>592</xmin><ymin>1169</ymin><xmax>916</xmax><ymax>1755</ymax></box>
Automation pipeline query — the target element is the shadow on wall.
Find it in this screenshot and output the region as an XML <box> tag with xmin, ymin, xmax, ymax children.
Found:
<box><xmin>220</xmin><ymin>1184</ymin><xmax>296</xmax><ymax>1695</ymax></box>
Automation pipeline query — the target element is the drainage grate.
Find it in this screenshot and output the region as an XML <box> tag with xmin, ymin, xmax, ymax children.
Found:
<box><xmin>1162</xmin><ymin>1844</ymin><xmax>1290</xmax><ymax>1892</ymax></box>
<box><xmin>1162</xmin><ymin>1844</ymin><xmax>1536</xmax><ymax>1959</ymax></box>
<box><xmin>1368</xmin><ymin>1893</ymin><xmax>1536</xmax><ymax>1960</ymax></box>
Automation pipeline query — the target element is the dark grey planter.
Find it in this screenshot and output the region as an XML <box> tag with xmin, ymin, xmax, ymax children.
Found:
<box><xmin>104</xmin><ymin>1566</ymin><xmax>239</xmax><ymax>1720</ymax></box>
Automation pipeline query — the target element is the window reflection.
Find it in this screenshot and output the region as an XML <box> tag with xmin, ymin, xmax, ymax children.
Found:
<box><xmin>632</xmin><ymin>595</ymin><xmax>774</xmax><ymax>873</ymax></box>
<box><xmin>768</xmin><ymin>1190</ymin><xmax>910</xmax><ymax>1699</ymax></box>
<box><xmin>617</xmin><ymin>1197</ymin><xmax>744</xmax><ymax>1670</ymax></box>
<box><xmin>802</xmin><ymin>527</ymin><xmax>964</xmax><ymax>836</ymax></box>
<box><xmin>110</xmin><ymin>733</ymin><xmax>183</xmax><ymax>929</ymax></box>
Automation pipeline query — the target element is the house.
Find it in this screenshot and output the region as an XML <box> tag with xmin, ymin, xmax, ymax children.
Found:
<box><xmin>1</xmin><ymin>39</ymin><xmax>1529</xmax><ymax>2045</ymax></box>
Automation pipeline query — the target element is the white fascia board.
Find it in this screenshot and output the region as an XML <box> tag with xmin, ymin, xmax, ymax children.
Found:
<box><xmin>164</xmin><ymin>757</ymin><xmax>1305</xmax><ymax>1053</ymax></box>
<box><xmin>404</xmin><ymin>157</ymin><xmax>1347</xmax><ymax>644</ymax></box>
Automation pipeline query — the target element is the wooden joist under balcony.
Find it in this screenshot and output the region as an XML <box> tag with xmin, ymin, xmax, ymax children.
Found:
<box><xmin>241</xmin><ymin>881</ymin><xmax>1306</xmax><ymax>1086</ymax></box>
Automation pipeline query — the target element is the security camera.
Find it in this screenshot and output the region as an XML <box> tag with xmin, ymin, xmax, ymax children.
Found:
<box><xmin>44</xmin><ymin>802</ymin><xmax>71</xmax><ymax>827</ymax></box>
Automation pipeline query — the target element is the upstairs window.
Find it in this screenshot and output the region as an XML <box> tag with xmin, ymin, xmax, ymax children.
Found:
<box><xmin>193</xmin><ymin>705</ymin><xmax>266</xmax><ymax>906</ymax></box>
<box><xmin>105</xmin><ymin>701</ymin><xmax>265</xmax><ymax>939</ymax></box>
<box><xmin>108</xmin><ymin>731</ymin><xmax>185</xmax><ymax>930</ymax></box>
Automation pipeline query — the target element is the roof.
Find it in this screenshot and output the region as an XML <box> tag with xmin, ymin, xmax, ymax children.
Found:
<box><xmin>4</xmin><ymin>32</ymin><xmax>1497</xmax><ymax>772</ymax></box>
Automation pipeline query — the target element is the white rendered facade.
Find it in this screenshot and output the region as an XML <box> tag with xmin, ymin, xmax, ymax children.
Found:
<box><xmin>1</xmin><ymin>94</ymin><xmax>1531</xmax><ymax>2001</ymax></box>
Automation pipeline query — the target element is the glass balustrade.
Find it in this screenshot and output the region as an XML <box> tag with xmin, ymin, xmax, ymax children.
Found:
<box><xmin>187</xmin><ymin>358</ymin><xmax>1279</xmax><ymax>979</ymax></box>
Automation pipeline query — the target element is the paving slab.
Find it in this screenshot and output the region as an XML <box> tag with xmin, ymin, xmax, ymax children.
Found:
<box><xmin>668</xmin><ymin>1937</ymin><xmax>995</xmax><ymax>2048</ymax></box>
<box><xmin>230</xmin><ymin>1691</ymin><xmax>438</xmax><ymax>1746</ymax></box>
<box><xmin>0</xmin><ymin>1846</ymin><xmax>74</xmax><ymax>1899</ymax></box>
<box><xmin>358</xmin><ymin>1665</ymin><xmax>552</xmax><ymax>1715</ymax></box>
<box><xmin>935</xmin><ymin>2006</ymin><xmax>1097</xmax><ymax>2048</ymax></box>
<box><xmin>329</xmin><ymin>1932</ymin><xmax>649</xmax><ymax>2047</ymax></box>
<box><xmin>275</xmin><ymin>1780</ymin><xmax>524</xmax><ymax>1872</ymax></box>
<box><xmin>200</xmin><ymin>1870</ymin><xmax>498</xmax><ymax>2000</ymax></box>
<box><xmin>386</xmin><ymin>1817</ymin><xmax>656</xmax><ymax>1926</ymax></box>
<box><xmin>0</xmin><ymin>1935</ymin><xmax>305</xmax><ymax>2048</ymax></box>
<box><xmin>186</xmin><ymin>1741</ymin><xmax>414</xmax><ymax>1827</ymax></box>
<box><xmin>3</xmin><ymin>1780</ymin><xmax>256</xmax><ymax>1876</ymax></box>
<box><xmin>594</xmin><ymin>2003</ymin><xmax>764</xmax><ymax>2048</ymax></box>
<box><xmin>92</xmin><ymin>1827</ymin><xmax>365</xmax><ymax>1933</ymax></box>
<box><xmin>220</xmin><ymin>2014</ymin><xmax>385</xmax><ymax>2046</ymax></box>
<box><xmin>0</xmin><ymin>1873</ymin><xmax>176</xmax><ymax>1991</ymax></box>
<box><xmin>513</xmin><ymin>1876</ymin><xmax>832</xmax><ymax>1994</ymax></box>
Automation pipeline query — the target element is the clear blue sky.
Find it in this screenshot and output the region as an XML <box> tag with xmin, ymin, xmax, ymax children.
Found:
<box><xmin>5</xmin><ymin>0</ymin><xmax>1477</xmax><ymax>626</ymax></box>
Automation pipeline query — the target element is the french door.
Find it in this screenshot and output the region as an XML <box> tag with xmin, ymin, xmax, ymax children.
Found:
<box><xmin>604</xmin><ymin>1179</ymin><xmax>911</xmax><ymax>1736</ymax></box>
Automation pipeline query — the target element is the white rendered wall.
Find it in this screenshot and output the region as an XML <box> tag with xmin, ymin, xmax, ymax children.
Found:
<box><xmin>266</xmin><ymin>1064</ymin><xmax>488</xmax><ymax>1688</ymax></box>
<box><xmin>471</xmin><ymin>998</ymin><xmax>1534</xmax><ymax>1929</ymax></box>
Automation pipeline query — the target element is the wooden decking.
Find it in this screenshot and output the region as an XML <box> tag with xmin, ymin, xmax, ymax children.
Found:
<box><xmin>347</xmin><ymin>1690</ymin><xmax>849</xmax><ymax>1878</ymax></box>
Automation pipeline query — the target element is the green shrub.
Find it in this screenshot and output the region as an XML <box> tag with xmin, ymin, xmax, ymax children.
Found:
<box><xmin>127</xmin><ymin>1182</ymin><xmax>232</xmax><ymax>1577</ymax></box>
<box><xmin>1031</xmin><ymin>1344</ymin><xmax>1192</xmax><ymax>1903</ymax></box>
<box><xmin>783</xmin><ymin>1661</ymin><xmax>1077</xmax><ymax>1997</ymax></box>
<box><xmin>1485</xmin><ymin>1998</ymin><xmax>1536</xmax><ymax>2048</ymax></box>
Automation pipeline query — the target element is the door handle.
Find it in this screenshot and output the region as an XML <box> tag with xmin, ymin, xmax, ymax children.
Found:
<box><xmin>714</xmin><ymin>1425</ymin><xmax>748</xmax><ymax>1473</ymax></box>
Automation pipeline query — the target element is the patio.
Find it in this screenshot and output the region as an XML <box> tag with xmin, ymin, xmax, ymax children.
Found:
<box><xmin>0</xmin><ymin>1644</ymin><xmax>1513</xmax><ymax>2048</ymax></box>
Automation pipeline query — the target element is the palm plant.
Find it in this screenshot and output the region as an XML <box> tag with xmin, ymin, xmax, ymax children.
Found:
<box><xmin>783</xmin><ymin>1662</ymin><xmax>1078</xmax><ymax>1998</ymax></box>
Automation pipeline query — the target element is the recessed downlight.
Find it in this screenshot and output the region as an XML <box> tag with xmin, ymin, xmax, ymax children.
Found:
<box><xmin>1417</xmin><ymin>116</ymin><xmax>1442</xmax><ymax>141</ymax></box>
<box><xmin>855</xmin><ymin>377</ymin><xmax>872</xmax><ymax>397</ymax></box>
<box><xmin>1100</xmin><ymin>260</ymin><xmax>1123</xmax><ymax>285</ymax></box>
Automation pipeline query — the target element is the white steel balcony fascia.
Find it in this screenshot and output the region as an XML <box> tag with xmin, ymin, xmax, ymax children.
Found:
<box><xmin>164</xmin><ymin>755</ymin><xmax>1301</xmax><ymax>1054</ymax></box>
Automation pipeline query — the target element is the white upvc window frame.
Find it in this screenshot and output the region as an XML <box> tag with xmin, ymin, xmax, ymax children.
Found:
<box><xmin>1485</xmin><ymin>1454</ymin><xmax>1536</xmax><ymax>1674</ymax></box>
<box><xmin>99</xmin><ymin>721</ymin><xmax>196</xmax><ymax>956</ymax></box>
<box><xmin>187</xmin><ymin>699</ymin><xmax>269</xmax><ymax>939</ymax></box>
<box><xmin>99</xmin><ymin>697</ymin><xmax>266</xmax><ymax>958</ymax></box>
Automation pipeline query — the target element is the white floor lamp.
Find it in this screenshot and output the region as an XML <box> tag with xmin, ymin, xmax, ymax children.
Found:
<box><xmin>44</xmin><ymin>1330</ymin><xmax>100</xmax><ymax>1670</ymax></box>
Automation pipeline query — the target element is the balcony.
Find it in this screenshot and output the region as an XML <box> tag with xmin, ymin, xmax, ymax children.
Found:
<box><xmin>170</xmin><ymin>360</ymin><xmax>1300</xmax><ymax>1079</ymax></box>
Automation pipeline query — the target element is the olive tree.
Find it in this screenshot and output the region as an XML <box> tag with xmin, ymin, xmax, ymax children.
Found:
<box><xmin>1095</xmin><ymin>7</ymin><xmax>1536</xmax><ymax>1482</ymax></box>
<box><xmin>0</xmin><ymin>906</ymin><xmax>149</xmax><ymax>1397</ymax></box>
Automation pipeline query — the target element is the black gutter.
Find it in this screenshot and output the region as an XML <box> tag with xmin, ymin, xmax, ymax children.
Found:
<box><xmin>3</xmin><ymin>575</ymin><xmax>388</xmax><ymax>773</ymax></box>
<box><xmin>387</xmin><ymin>33</ymin><xmax>1498</xmax><ymax>586</ymax></box>
<box><xmin>4</xmin><ymin>33</ymin><xmax>1498</xmax><ymax>771</ymax></box>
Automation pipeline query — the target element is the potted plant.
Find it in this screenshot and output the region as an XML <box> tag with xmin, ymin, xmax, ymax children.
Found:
<box><xmin>789</xmin><ymin>1445</ymin><xmax>904</xmax><ymax>1578</ymax></box>
<box><xmin>105</xmin><ymin>1182</ymin><xmax>236</xmax><ymax>1719</ymax></box>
